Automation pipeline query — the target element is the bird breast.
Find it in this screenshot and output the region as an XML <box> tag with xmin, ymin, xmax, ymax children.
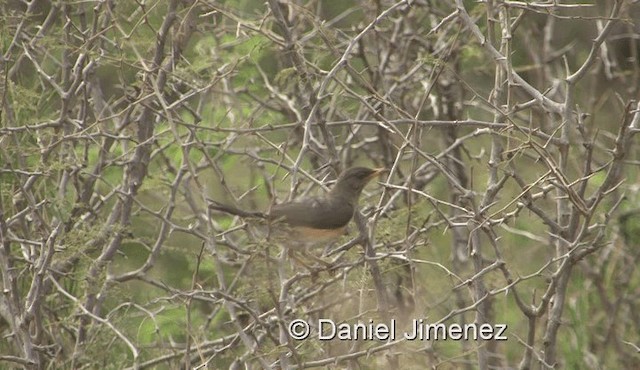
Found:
<box><xmin>269</xmin><ymin>197</ymin><xmax>354</xmax><ymax>230</ymax></box>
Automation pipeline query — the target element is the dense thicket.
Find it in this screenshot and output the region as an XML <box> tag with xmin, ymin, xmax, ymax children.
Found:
<box><xmin>1</xmin><ymin>1</ymin><xmax>639</xmax><ymax>369</ymax></box>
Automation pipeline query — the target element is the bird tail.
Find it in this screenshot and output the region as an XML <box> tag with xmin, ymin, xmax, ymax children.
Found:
<box><xmin>207</xmin><ymin>199</ymin><xmax>266</xmax><ymax>219</ymax></box>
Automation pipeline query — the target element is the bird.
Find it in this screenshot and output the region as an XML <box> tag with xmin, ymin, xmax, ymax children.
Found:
<box><xmin>209</xmin><ymin>167</ymin><xmax>385</xmax><ymax>249</ymax></box>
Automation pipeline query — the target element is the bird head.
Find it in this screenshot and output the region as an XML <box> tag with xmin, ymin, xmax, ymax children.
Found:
<box><xmin>330</xmin><ymin>167</ymin><xmax>385</xmax><ymax>200</ymax></box>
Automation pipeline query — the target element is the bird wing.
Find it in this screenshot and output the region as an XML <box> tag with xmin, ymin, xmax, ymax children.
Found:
<box><xmin>269</xmin><ymin>197</ymin><xmax>354</xmax><ymax>229</ymax></box>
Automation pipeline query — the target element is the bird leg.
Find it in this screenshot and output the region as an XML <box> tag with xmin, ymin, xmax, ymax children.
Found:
<box><xmin>301</xmin><ymin>250</ymin><xmax>333</xmax><ymax>268</ymax></box>
<box><xmin>287</xmin><ymin>249</ymin><xmax>313</xmax><ymax>270</ymax></box>
<box><xmin>287</xmin><ymin>249</ymin><xmax>332</xmax><ymax>272</ymax></box>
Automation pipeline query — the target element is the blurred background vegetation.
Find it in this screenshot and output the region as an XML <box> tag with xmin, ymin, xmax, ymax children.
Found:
<box><xmin>1</xmin><ymin>0</ymin><xmax>639</xmax><ymax>369</ymax></box>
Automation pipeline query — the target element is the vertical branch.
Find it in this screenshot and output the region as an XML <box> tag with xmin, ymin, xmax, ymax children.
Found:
<box><xmin>79</xmin><ymin>0</ymin><xmax>181</xmax><ymax>345</ymax></box>
<box><xmin>543</xmin><ymin>1</ymin><xmax>624</xmax><ymax>366</ymax></box>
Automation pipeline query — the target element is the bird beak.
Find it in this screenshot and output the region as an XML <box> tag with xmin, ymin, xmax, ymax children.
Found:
<box><xmin>367</xmin><ymin>167</ymin><xmax>387</xmax><ymax>180</ymax></box>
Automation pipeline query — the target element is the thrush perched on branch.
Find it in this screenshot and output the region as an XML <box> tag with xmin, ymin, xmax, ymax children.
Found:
<box><xmin>209</xmin><ymin>167</ymin><xmax>385</xmax><ymax>264</ymax></box>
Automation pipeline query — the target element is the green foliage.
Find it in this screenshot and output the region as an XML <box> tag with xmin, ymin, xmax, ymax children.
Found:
<box><xmin>137</xmin><ymin>307</ymin><xmax>190</xmax><ymax>344</ymax></box>
<box><xmin>1</xmin><ymin>0</ymin><xmax>639</xmax><ymax>368</ymax></box>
